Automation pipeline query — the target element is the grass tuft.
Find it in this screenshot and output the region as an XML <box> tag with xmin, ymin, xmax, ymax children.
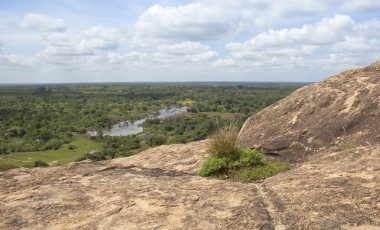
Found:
<box><xmin>208</xmin><ymin>124</ymin><xmax>240</xmax><ymax>160</ymax></box>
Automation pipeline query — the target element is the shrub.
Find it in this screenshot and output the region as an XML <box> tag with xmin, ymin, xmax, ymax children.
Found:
<box><xmin>198</xmin><ymin>157</ymin><xmax>229</xmax><ymax>176</ymax></box>
<box><xmin>76</xmin><ymin>152</ymin><xmax>106</xmax><ymax>162</ymax></box>
<box><xmin>187</xmin><ymin>107</ymin><xmax>197</xmax><ymax>113</ymax></box>
<box><xmin>68</xmin><ymin>145</ymin><xmax>77</xmax><ymax>150</ymax></box>
<box><xmin>8</xmin><ymin>139</ymin><xmax>24</xmax><ymax>152</ymax></box>
<box><xmin>0</xmin><ymin>143</ymin><xmax>10</xmax><ymax>154</ymax></box>
<box><xmin>147</xmin><ymin>135</ymin><xmax>167</xmax><ymax>147</ymax></box>
<box><xmin>144</xmin><ymin>118</ymin><xmax>161</xmax><ymax>127</ymax></box>
<box><xmin>43</xmin><ymin>138</ymin><xmax>62</xmax><ymax>150</ymax></box>
<box><xmin>240</xmin><ymin>149</ymin><xmax>263</xmax><ymax>167</ymax></box>
<box><xmin>34</xmin><ymin>160</ymin><xmax>48</xmax><ymax>167</ymax></box>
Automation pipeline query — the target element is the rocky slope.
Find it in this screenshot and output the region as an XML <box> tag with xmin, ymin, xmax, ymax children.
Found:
<box><xmin>1</xmin><ymin>62</ymin><xmax>380</xmax><ymax>229</ymax></box>
<box><xmin>239</xmin><ymin>61</ymin><xmax>380</xmax><ymax>163</ymax></box>
<box><xmin>0</xmin><ymin>141</ymin><xmax>276</xmax><ymax>229</ymax></box>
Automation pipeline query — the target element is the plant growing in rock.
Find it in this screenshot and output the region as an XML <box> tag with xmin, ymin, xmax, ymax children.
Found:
<box><xmin>198</xmin><ymin>125</ymin><xmax>290</xmax><ymax>181</ymax></box>
<box><xmin>207</xmin><ymin>123</ymin><xmax>240</xmax><ymax>160</ymax></box>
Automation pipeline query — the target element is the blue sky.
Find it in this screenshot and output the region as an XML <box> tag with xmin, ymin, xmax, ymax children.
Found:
<box><xmin>0</xmin><ymin>0</ymin><xmax>380</xmax><ymax>83</ymax></box>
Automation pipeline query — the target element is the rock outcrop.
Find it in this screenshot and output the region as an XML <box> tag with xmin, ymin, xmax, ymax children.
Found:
<box><xmin>1</xmin><ymin>62</ymin><xmax>380</xmax><ymax>229</ymax></box>
<box><xmin>0</xmin><ymin>141</ymin><xmax>277</xmax><ymax>229</ymax></box>
<box><xmin>239</xmin><ymin>61</ymin><xmax>380</xmax><ymax>163</ymax></box>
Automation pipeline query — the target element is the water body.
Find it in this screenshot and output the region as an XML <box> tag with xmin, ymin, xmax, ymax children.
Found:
<box><xmin>88</xmin><ymin>106</ymin><xmax>188</xmax><ymax>137</ymax></box>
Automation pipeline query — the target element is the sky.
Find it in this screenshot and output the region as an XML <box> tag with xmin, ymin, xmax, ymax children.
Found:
<box><xmin>0</xmin><ymin>0</ymin><xmax>380</xmax><ymax>83</ymax></box>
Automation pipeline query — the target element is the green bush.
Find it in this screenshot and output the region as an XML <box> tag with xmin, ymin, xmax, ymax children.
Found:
<box><xmin>43</xmin><ymin>138</ymin><xmax>63</xmax><ymax>150</ymax></box>
<box><xmin>198</xmin><ymin>157</ymin><xmax>229</xmax><ymax>176</ymax></box>
<box><xmin>0</xmin><ymin>143</ymin><xmax>10</xmax><ymax>154</ymax></box>
<box><xmin>76</xmin><ymin>152</ymin><xmax>106</xmax><ymax>162</ymax></box>
<box><xmin>147</xmin><ymin>135</ymin><xmax>167</xmax><ymax>147</ymax></box>
<box><xmin>228</xmin><ymin>160</ymin><xmax>240</xmax><ymax>169</ymax></box>
<box><xmin>240</xmin><ymin>149</ymin><xmax>263</xmax><ymax>167</ymax></box>
<box><xmin>68</xmin><ymin>145</ymin><xmax>77</xmax><ymax>150</ymax></box>
<box><xmin>34</xmin><ymin>160</ymin><xmax>48</xmax><ymax>167</ymax></box>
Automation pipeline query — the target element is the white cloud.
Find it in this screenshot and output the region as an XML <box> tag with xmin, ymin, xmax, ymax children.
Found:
<box><xmin>341</xmin><ymin>0</ymin><xmax>380</xmax><ymax>11</ymax></box>
<box><xmin>158</xmin><ymin>41</ymin><xmax>212</xmax><ymax>55</ymax></box>
<box><xmin>41</xmin><ymin>27</ymin><xmax>123</xmax><ymax>57</ymax></box>
<box><xmin>133</xmin><ymin>1</ymin><xmax>267</xmax><ymax>46</ymax></box>
<box><xmin>333</xmin><ymin>37</ymin><xmax>380</xmax><ymax>53</ymax></box>
<box><xmin>1</xmin><ymin>1</ymin><xmax>380</xmax><ymax>83</ymax></box>
<box><xmin>355</xmin><ymin>19</ymin><xmax>380</xmax><ymax>38</ymax></box>
<box><xmin>219</xmin><ymin>15</ymin><xmax>380</xmax><ymax>70</ymax></box>
<box><xmin>132</xmin><ymin>0</ymin><xmax>366</xmax><ymax>47</ymax></box>
<box><xmin>155</xmin><ymin>42</ymin><xmax>218</xmax><ymax>63</ymax></box>
<box><xmin>20</xmin><ymin>14</ymin><xmax>67</xmax><ymax>32</ymax></box>
<box><xmin>134</xmin><ymin>3</ymin><xmax>228</xmax><ymax>44</ymax></box>
<box><xmin>226</xmin><ymin>14</ymin><xmax>355</xmax><ymax>51</ymax></box>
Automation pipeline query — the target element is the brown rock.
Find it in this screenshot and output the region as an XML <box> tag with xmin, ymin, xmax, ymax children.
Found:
<box><xmin>238</xmin><ymin>61</ymin><xmax>380</xmax><ymax>163</ymax></box>
<box><xmin>263</xmin><ymin>144</ymin><xmax>380</xmax><ymax>229</ymax></box>
<box><xmin>0</xmin><ymin>140</ymin><xmax>274</xmax><ymax>230</ymax></box>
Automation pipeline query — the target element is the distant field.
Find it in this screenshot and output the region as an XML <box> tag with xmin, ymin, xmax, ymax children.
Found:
<box><xmin>0</xmin><ymin>135</ymin><xmax>102</xmax><ymax>171</ymax></box>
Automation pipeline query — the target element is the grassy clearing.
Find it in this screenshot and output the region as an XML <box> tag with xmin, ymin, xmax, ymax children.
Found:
<box><xmin>0</xmin><ymin>135</ymin><xmax>102</xmax><ymax>171</ymax></box>
<box><xmin>178</xmin><ymin>100</ymin><xmax>195</xmax><ymax>105</ymax></box>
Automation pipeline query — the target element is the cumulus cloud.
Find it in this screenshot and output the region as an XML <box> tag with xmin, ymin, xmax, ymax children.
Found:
<box><xmin>158</xmin><ymin>42</ymin><xmax>212</xmax><ymax>55</ymax></box>
<box><xmin>155</xmin><ymin>42</ymin><xmax>218</xmax><ymax>63</ymax></box>
<box><xmin>341</xmin><ymin>0</ymin><xmax>380</xmax><ymax>11</ymax></box>
<box><xmin>134</xmin><ymin>3</ymin><xmax>230</xmax><ymax>43</ymax></box>
<box><xmin>41</xmin><ymin>27</ymin><xmax>123</xmax><ymax>57</ymax></box>
<box><xmin>132</xmin><ymin>0</ymin><xmax>350</xmax><ymax>46</ymax></box>
<box><xmin>2</xmin><ymin>1</ymin><xmax>380</xmax><ymax>82</ymax></box>
<box><xmin>20</xmin><ymin>13</ymin><xmax>67</xmax><ymax>32</ymax></box>
<box><xmin>219</xmin><ymin>15</ymin><xmax>380</xmax><ymax>70</ymax></box>
<box><xmin>133</xmin><ymin>1</ymin><xmax>269</xmax><ymax>46</ymax></box>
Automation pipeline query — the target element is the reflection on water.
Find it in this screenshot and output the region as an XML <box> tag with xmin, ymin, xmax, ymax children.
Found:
<box><xmin>88</xmin><ymin>106</ymin><xmax>188</xmax><ymax>137</ymax></box>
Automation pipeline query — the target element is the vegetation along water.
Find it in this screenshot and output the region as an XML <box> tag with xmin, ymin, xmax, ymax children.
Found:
<box><xmin>0</xmin><ymin>82</ymin><xmax>306</xmax><ymax>171</ymax></box>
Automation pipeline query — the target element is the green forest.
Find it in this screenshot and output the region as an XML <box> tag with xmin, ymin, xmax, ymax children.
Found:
<box><xmin>0</xmin><ymin>83</ymin><xmax>306</xmax><ymax>171</ymax></box>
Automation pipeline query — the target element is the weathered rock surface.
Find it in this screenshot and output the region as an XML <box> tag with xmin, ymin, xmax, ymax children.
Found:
<box><xmin>0</xmin><ymin>141</ymin><xmax>275</xmax><ymax>230</ymax></box>
<box><xmin>1</xmin><ymin>62</ymin><xmax>380</xmax><ymax>229</ymax></box>
<box><xmin>239</xmin><ymin>61</ymin><xmax>380</xmax><ymax>162</ymax></box>
<box><xmin>263</xmin><ymin>144</ymin><xmax>380</xmax><ymax>229</ymax></box>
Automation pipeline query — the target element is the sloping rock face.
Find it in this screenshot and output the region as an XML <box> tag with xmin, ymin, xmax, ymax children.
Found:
<box><xmin>1</xmin><ymin>141</ymin><xmax>379</xmax><ymax>229</ymax></box>
<box><xmin>0</xmin><ymin>141</ymin><xmax>276</xmax><ymax>230</ymax></box>
<box><xmin>239</xmin><ymin>61</ymin><xmax>380</xmax><ymax>162</ymax></box>
<box><xmin>263</xmin><ymin>144</ymin><xmax>380</xmax><ymax>229</ymax></box>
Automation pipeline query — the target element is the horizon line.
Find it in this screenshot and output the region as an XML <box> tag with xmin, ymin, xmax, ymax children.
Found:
<box><xmin>0</xmin><ymin>81</ymin><xmax>315</xmax><ymax>86</ymax></box>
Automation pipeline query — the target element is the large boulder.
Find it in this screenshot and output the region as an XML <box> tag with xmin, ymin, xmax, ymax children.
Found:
<box><xmin>238</xmin><ymin>61</ymin><xmax>380</xmax><ymax>162</ymax></box>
